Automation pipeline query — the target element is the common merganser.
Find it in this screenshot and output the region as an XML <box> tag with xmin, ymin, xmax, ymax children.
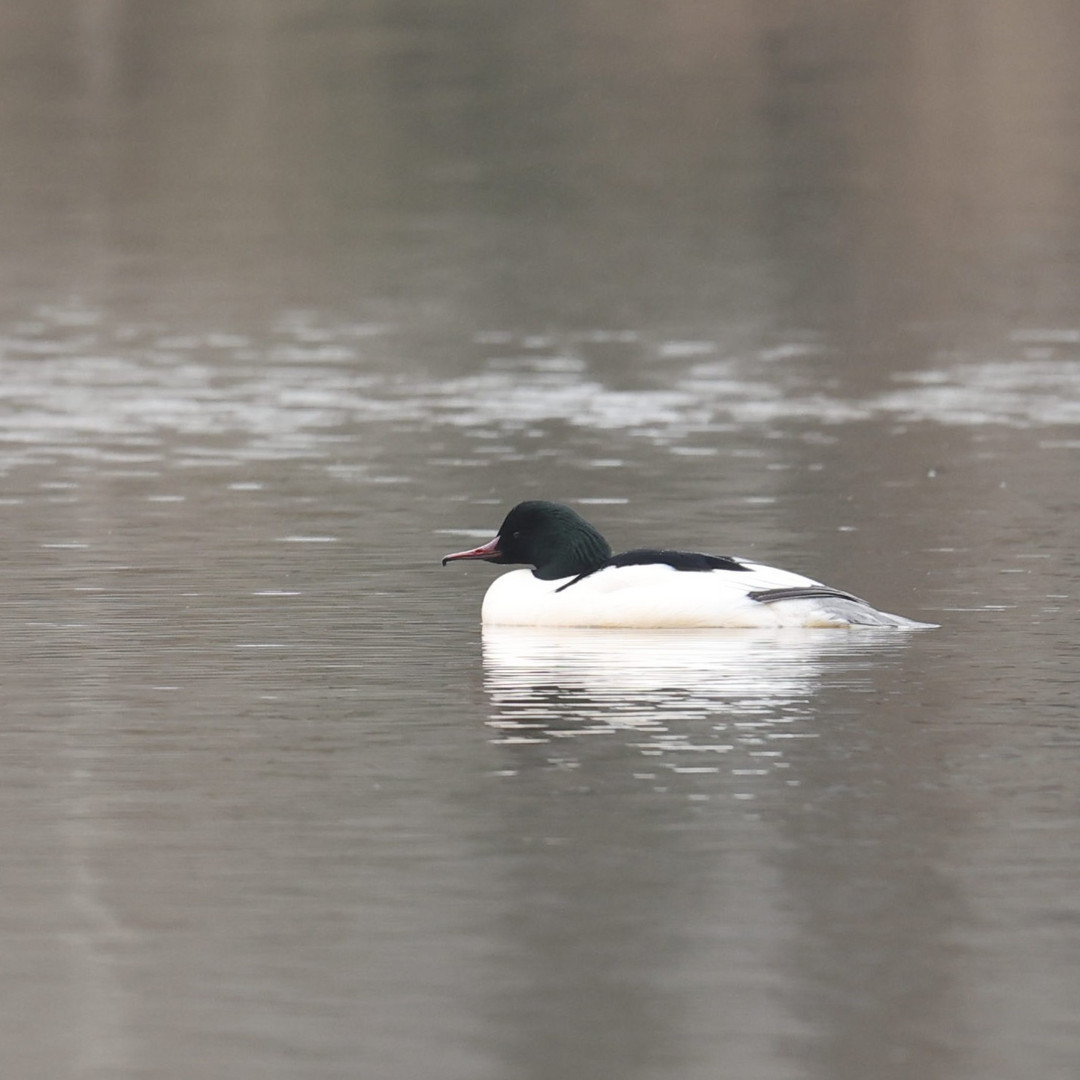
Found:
<box><xmin>442</xmin><ymin>500</ymin><xmax>937</xmax><ymax>629</ymax></box>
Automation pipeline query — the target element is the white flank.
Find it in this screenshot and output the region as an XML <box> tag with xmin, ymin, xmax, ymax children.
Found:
<box><xmin>479</xmin><ymin>563</ymin><xmax>933</xmax><ymax>629</ymax></box>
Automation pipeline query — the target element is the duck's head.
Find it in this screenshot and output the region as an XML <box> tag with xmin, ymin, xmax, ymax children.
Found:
<box><xmin>441</xmin><ymin>500</ymin><xmax>612</xmax><ymax>580</ymax></box>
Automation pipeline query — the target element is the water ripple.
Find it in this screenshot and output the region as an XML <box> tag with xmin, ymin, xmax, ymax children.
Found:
<box><xmin>3</xmin><ymin>308</ymin><xmax>1079</xmax><ymax>475</ymax></box>
<box><xmin>480</xmin><ymin>626</ymin><xmax>912</xmax><ymax>797</ymax></box>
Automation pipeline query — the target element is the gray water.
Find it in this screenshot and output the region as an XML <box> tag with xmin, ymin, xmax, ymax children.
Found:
<box><xmin>1</xmin><ymin>3</ymin><xmax>1078</xmax><ymax>1079</ymax></box>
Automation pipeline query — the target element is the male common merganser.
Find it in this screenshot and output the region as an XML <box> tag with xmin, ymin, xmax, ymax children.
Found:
<box><xmin>442</xmin><ymin>500</ymin><xmax>937</xmax><ymax>629</ymax></box>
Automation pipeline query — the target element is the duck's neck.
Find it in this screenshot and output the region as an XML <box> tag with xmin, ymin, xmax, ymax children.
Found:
<box><xmin>535</xmin><ymin>524</ymin><xmax>612</xmax><ymax>580</ymax></box>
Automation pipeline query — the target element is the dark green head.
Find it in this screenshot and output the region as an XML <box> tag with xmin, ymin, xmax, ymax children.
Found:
<box><xmin>441</xmin><ymin>500</ymin><xmax>612</xmax><ymax>580</ymax></box>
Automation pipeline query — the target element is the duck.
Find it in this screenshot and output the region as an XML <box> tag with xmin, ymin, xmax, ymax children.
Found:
<box><xmin>442</xmin><ymin>500</ymin><xmax>937</xmax><ymax>629</ymax></box>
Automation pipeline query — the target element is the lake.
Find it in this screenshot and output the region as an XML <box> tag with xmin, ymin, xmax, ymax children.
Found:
<box><xmin>0</xmin><ymin>3</ymin><xmax>1077</xmax><ymax>1078</ymax></box>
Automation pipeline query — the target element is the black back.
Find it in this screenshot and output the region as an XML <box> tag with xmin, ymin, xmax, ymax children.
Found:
<box><xmin>557</xmin><ymin>547</ymin><xmax>751</xmax><ymax>591</ymax></box>
<box><xmin>609</xmin><ymin>549</ymin><xmax>750</xmax><ymax>573</ymax></box>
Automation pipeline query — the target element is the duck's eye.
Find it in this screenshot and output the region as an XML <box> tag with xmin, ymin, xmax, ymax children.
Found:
<box><xmin>512</xmin><ymin>531</ymin><xmax>522</xmax><ymax>540</ymax></box>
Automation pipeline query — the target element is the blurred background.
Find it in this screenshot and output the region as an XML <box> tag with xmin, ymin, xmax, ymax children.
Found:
<box><xmin>0</xmin><ymin>3</ymin><xmax>1078</xmax><ymax>1079</ymax></box>
<box><xmin>7</xmin><ymin>1</ymin><xmax>1080</xmax><ymax>340</ymax></box>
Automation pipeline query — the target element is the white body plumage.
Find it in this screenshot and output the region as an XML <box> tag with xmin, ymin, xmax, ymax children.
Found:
<box><xmin>481</xmin><ymin>561</ymin><xmax>932</xmax><ymax>629</ymax></box>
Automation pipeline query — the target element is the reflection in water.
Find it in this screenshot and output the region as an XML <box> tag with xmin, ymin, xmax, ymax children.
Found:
<box><xmin>483</xmin><ymin>626</ymin><xmax>908</xmax><ymax>785</ymax></box>
<box><xmin>479</xmin><ymin>626</ymin><xmax>946</xmax><ymax>1080</ymax></box>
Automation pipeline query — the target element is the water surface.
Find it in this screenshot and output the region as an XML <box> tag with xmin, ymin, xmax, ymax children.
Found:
<box><xmin>0</xmin><ymin>4</ymin><xmax>1078</xmax><ymax>1079</ymax></box>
